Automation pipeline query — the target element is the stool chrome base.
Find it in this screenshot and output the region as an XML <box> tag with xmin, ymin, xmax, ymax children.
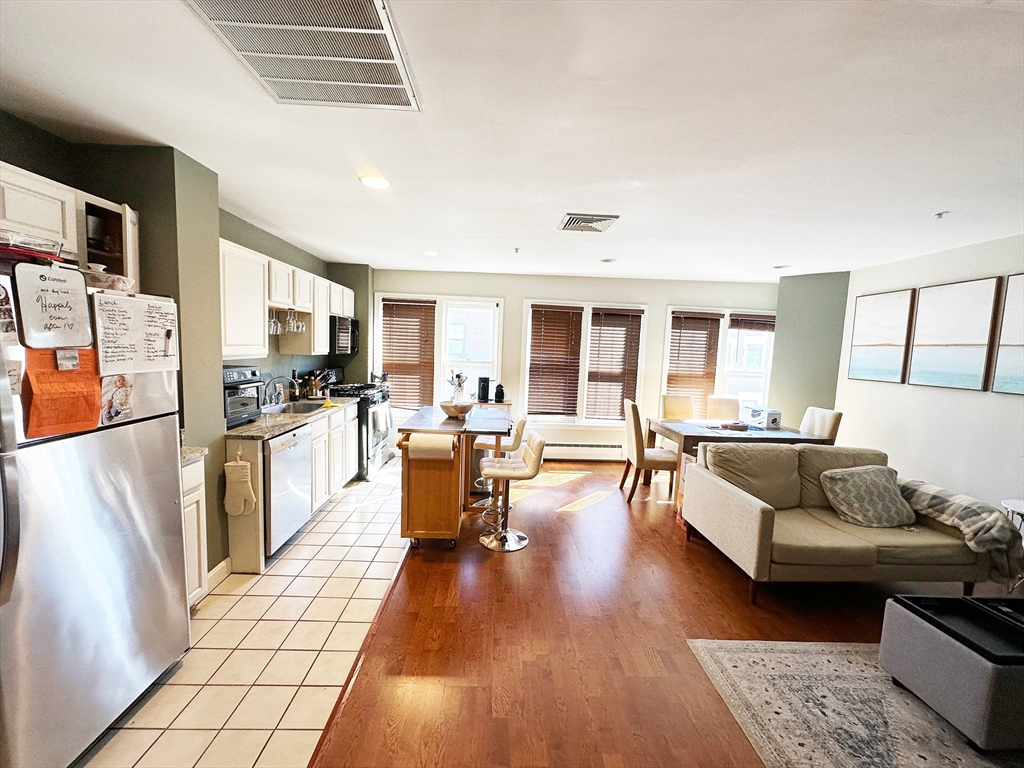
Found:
<box><xmin>479</xmin><ymin>528</ymin><xmax>529</xmax><ymax>552</ymax></box>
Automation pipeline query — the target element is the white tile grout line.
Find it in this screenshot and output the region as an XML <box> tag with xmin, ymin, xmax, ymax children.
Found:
<box><xmin>75</xmin><ymin>462</ymin><xmax>408</xmax><ymax>768</ymax></box>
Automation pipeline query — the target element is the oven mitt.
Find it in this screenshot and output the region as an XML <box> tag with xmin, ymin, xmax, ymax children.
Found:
<box><xmin>224</xmin><ymin>460</ymin><xmax>256</xmax><ymax>516</ymax></box>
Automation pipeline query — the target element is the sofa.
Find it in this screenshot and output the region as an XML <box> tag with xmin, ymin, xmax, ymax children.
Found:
<box><xmin>679</xmin><ymin>443</ymin><xmax>991</xmax><ymax>603</ymax></box>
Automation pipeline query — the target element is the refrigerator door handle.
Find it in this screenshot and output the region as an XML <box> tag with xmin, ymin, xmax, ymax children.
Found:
<box><xmin>0</xmin><ymin>341</ymin><xmax>20</xmax><ymax>606</ymax></box>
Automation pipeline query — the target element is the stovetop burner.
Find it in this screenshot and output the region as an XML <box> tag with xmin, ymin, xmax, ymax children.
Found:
<box><xmin>329</xmin><ymin>383</ymin><xmax>389</xmax><ymax>404</ymax></box>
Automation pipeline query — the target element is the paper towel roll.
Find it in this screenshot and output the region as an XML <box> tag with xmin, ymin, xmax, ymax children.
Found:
<box><xmin>408</xmin><ymin>433</ymin><xmax>456</xmax><ymax>460</ymax></box>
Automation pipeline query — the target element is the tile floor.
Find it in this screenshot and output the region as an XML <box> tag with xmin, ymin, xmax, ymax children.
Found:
<box><xmin>74</xmin><ymin>460</ymin><xmax>407</xmax><ymax>768</ymax></box>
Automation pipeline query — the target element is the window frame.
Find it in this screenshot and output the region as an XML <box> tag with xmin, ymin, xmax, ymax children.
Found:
<box><xmin>374</xmin><ymin>291</ymin><xmax>503</xmax><ymax>410</ymax></box>
<box><xmin>521</xmin><ymin>298</ymin><xmax>648</xmax><ymax>424</ymax></box>
<box><xmin>659</xmin><ymin>305</ymin><xmax>776</xmax><ymax>418</ymax></box>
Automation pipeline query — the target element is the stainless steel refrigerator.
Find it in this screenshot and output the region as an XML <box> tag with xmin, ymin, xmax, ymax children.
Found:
<box><xmin>0</xmin><ymin>270</ymin><xmax>190</xmax><ymax>768</ymax></box>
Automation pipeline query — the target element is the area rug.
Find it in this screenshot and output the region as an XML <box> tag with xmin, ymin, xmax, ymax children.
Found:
<box><xmin>687</xmin><ymin>640</ymin><xmax>1024</xmax><ymax>768</ymax></box>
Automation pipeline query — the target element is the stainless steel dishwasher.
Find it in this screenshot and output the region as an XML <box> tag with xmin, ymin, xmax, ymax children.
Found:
<box><xmin>263</xmin><ymin>424</ymin><xmax>312</xmax><ymax>556</ymax></box>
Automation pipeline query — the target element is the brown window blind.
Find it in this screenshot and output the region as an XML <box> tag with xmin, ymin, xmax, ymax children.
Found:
<box><xmin>729</xmin><ymin>314</ymin><xmax>776</xmax><ymax>333</ymax></box>
<box><xmin>666</xmin><ymin>311</ymin><xmax>723</xmax><ymax>418</ymax></box>
<box><xmin>527</xmin><ymin>304</ymin><xmax>584</xmax><ymax>416</ymax></box>
<box><xmin>381</xmin><ymin>298</ymin><xmax>436</xmax><ymax>409</ymax></box>
<box><xmin>585</xmin><ymin>307</ymin><xmax>643</xmax><ymax>420</ymax></box>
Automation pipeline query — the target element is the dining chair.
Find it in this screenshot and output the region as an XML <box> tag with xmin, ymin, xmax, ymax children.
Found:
<box><xmin>706</xmin><ymin>395</ymin><xmax>740</xmax><ymax>420</ymax></box>
<box><xmin>799</xmin><ymin>406</ymin><xmax>842</xmax><ymax>441</ymax></box>
<box><xmin>620</xmin><ymin>399</ymin><xmax>678</xmax><ymax>502</ymax></box>
<box><xmin>662</xmin><ymin>394</ymin><xmax>695</xmax><ymax>420</ymax></box>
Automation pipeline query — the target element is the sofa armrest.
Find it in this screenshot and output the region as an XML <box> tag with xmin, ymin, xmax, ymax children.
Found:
<box><xmin>681</xmin><ymin>464</ymin><xmax>775</xmax><ymax>581</ymax></box>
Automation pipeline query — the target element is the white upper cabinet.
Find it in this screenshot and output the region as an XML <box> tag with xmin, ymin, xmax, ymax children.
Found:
<box><xmin>221</xmin><ymin>239</ymin><xmax>269</xmax><ymax>359</ymax></box>
<box><xmin>293</xmin><ymin>269</ymin><xmax>314</xmax><ymax>312</ymax></box>
<box><xmin>0</xmin><ymin>162</ymin><xmax>78</xmax><ymax>254</ymax></box>
<box><xmin>329</xmin><ymin>283</ymin><xmax>345</xmax><ymax>315</ymax></box>
<box><xmin>278</xmin><ymin>275</ymin><xmax>330</xmax><ymax>356</ymax></box>
<box><xmin>342</xmin><ymin>286</ymin><xmax>355</xmax><ymax>317</ymax></box>
<box><xmin>268</xmin><ymin>259</ymin><xmax>294</xmax><ymax>308</ymax></box>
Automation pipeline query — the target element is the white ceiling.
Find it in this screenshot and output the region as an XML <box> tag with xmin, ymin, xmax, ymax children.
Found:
<box><xmin>0</xmin><ymin>0</ymin><xmax>1021</xmax><ymax>282</ymax></box>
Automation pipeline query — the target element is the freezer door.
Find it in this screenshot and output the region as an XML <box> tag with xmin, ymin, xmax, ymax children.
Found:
<box><xmin>0</xmin><ymin>414</ymin><xmax>189</xmax><ymax>768</ymax></box>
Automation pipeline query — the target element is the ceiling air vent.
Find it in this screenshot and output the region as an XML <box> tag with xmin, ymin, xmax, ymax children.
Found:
<box><xmin>559</xmin><ymin>213</ymin><xmax>620</xmax><ymax>233</ymax></box>
<box><xmin>185</xmin><ymin>0</ymin><xmax>419</xmax><ymax>110</ymax></box>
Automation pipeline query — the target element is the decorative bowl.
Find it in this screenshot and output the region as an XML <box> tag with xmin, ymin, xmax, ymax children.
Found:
<box><xmin>440</xmin><ymin>401</ymin><xmax>474</xmax><ymax>419</ymax></box>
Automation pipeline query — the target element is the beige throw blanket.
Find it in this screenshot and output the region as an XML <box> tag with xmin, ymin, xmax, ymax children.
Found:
<box><xmin>898</xmin><ymin>477</ymin><xmax>1024</xmax><ymax>583</ymax></box>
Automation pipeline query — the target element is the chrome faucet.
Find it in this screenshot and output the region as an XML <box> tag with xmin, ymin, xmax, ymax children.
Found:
<box><xmin>264</xmin><ymin>376</ymin><xmax>300</xmax><ymax>405</ymax></box>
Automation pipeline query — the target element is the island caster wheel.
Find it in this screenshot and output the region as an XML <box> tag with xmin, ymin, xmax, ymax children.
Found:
<box><xmin>410</xmin><ymin>538</ymin><xmax>420</xmax><ymax>548</ymax></box>
<box><xmin>448</xmin><ymin>539</ymin><xmax>457</xmax><ymax>549</ymax></box>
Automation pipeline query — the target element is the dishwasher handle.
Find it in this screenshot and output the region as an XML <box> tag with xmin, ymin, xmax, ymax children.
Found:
<box><xmin>265</xmin><ymin>425</ymin><xmax>312</xmax><ymax>455</ymax></box>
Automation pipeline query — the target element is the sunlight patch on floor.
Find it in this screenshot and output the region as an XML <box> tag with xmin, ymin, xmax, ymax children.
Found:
<box><xmin>556</xmin><ymin>490</ymin><xmax>612</xmax><ymax>512</ymax></box>
<box><xmin>516</xmin><ymin>471</ymin><xmax>589</xmax><ymax>488</ymax></box>
<box><xmin>509</xmin><ymin>488</ymin><xmax>542</xmax><ymax>503</ymax></box>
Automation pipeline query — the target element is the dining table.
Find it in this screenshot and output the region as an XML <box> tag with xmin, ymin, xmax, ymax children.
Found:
<box><xmin>645</xmin><ymin>418</ymin><xmax>835</xmax><ymax>513</ymax></box>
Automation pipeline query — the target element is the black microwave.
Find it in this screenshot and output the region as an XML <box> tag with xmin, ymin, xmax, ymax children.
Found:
<box><xmin>330</xmin><ymin>316</ymin><xmax>359</xmax><ymax>355</ymax></box>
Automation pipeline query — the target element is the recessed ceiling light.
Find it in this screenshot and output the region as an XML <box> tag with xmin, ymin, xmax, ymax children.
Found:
<box><xmin>359</xmin><ymin>175</ymin><xmax>390</xmax><ymax>189</ymax></box>
<box><xmin>600</xmin><ymin>258</ymin><xmax>617</xmax><ymax>263</ymax></box>
<box><xmin>422</xmin><ymin>250</ymin><xmax>438</xmax><ymax>257</ymax></box>
<box><xmin>773</xmin><ymin>264</ymin><xmax>791</xmax><ymax>269</ymax></box>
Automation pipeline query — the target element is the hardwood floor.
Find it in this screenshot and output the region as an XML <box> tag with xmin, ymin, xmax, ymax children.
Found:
<box><xmin>312</xmin><ymin>461</ymin><xmax>1013</xmax><ymax>768</ymax></box>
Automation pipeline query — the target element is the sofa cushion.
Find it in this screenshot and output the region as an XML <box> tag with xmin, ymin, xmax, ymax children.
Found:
<box><xmin>797</xmin><ymin>445</ymin><xmax>888</xmax><ymax>508</ymax></box>
<box><xmin>821</xmin><ymin>466</ymin><xmax>915</xmax><ymax>527</ymax></box>
<box><xmin>804</xmin><ymin>508</ymin><xmax>977</xmax><ymax>565</ymax></box>
<box><xmin>770</xmin><ymin>507</ymin><xmax>877</xmax><ymax>566</ymax></box>
<box><xmin>705</xmin><ymin>444</ymin><xmax>800</xmax><ymax>510</ymax></box>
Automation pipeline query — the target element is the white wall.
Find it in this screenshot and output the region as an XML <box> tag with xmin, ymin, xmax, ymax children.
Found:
<box><xmin>834</xmin><ymin>235</ymin><xmax>1024</xmax><ymax>505</ymax></box>
<box><xmin>374</xmin><ymin>270</ymin><xmax>777</xmax><ymax>451</ymax></box>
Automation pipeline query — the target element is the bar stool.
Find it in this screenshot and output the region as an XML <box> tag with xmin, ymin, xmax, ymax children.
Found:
<box><xmin>473</xmin><ymin>413</ymin><xmax>528</xmax><ymax>526</ymax></box>
<box><xmin>479</xmin><ymin>431</ymin><xmax>545</xmax><ymax>552</ymax></box>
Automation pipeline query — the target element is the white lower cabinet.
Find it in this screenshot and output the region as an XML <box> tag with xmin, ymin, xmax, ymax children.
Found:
<box><xmin>344</xmin><ymin>415</ymin><xmax>359</xmax><ymax>482</ymax></box>
<box><xmin>311</xmin><ymin>418</ymin><xmax>331</xmax><ymax>512</ymax></box>
<box><xmin>328</xmin><ymin>404</ymin><xmax>360</xmax><ymax>495</ymax></box>
<box><xmin>181</xmin><ymin>459</ymin><xmax>209</xmax><ymax>607</ymax></box>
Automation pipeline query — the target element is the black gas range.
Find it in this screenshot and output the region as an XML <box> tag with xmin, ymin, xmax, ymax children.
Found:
<box><xmin>329</xmin><ymin>383</ymin><xmax>392</xmax><ymax>479</ymax></box>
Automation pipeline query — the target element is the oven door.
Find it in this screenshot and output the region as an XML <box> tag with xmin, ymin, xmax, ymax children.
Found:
<box><xmin>366</xmin><ymin>400</ymin><xmax>392</xmax><ymax>469</ymax></box>
<box><xmin>225</xmin><ymin>383</ymin><xmax>263</xmax><ymax>426</ymax></box>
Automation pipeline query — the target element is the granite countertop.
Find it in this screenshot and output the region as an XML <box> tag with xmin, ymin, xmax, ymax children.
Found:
<box><xmin>398</xmin><ymin>405</ymin><xmax>512</xmax><ymax>436</ymax></box>
<box><xmin>225</xmin><ymin>398</ymin><xmax>361</xmax><ymax>441</ymax></box>
<box><xmin>181</xmin><ymin>446</ymin><xmax>209</xmax><ymax>467</ymax></box>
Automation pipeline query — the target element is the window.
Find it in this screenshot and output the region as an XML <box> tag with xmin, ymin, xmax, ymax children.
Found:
<box><xmin>665</xmin><ymin>312</ymin><xmax>723</xmax><ymax>418</ymax></box>
<box><xmin>526</xmin><ymin>304</ymin><xmax>583</xmax><ymax>416</ymax></box>
<box><xmin>585</xmin><ymin>307</ymin><xmax>643</xmax><ymax>420</ymax></box>
<box><xmin>381</xmin><ymin>298</ymin><xmax>436</xmax><ymax>409</ymax></box>
<box><xmin>723</xmin><ymin>314</ymin><xmax>776</xmax><ymax>408</ymax></box>
<box><xmin>440</xmin><ymin>301</ymin><xmax>500</xmax><ymax>398</ymax></box>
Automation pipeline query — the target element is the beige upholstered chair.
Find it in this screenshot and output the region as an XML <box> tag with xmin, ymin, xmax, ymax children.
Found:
<box><xmin>479</xmin><ymin>431</ymin><xmax>545</xmax><ymax>552</ymax></box>
<box><xmin>799</xmin><ymin>407</ymin><xmax>842</xmax><ymax>441</ymax></box>
<box><xmin>620</xmin><ymin>399</ymin><xmax>678</xmax><ymax>502</ymax></box>
<box><xmin>662</xmin><ymin>394</ymin><xmax>695</xmax><ymax>420</ymax></box>
<box><xmin>706</xmin><ymin>395</ymin><xmax>740</xmax><ymax>420</ymax></box>
<box><xmin>474</xmin><ymin>413</ymin><xmax>529</xmax><ymax>522</ymax></box>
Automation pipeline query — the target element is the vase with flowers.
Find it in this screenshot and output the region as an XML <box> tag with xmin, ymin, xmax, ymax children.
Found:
<box><xmin>447</xmin><ymin>370</ymin><xmax>468</xmax><ymax>402</ymax></box>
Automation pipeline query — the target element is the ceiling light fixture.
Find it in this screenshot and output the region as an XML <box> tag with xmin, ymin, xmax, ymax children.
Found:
<box><xmin>422</xmin><ymin>250</ymin><xmax>438</xmax><ymax>257</ymax></box>
<box><xmin>600</xmin><ymin>258</ymin><xmax>617</xmax><ymax>263</ymax></box>
<box><xmin>934</xmin><ymin>210</ymin><xmax>949</xmax><ymax>219</ymax></box>
<box><xmin>773</xmin><ymin>264</ymin><xmax>792</xmax><ymax>269</ymax></box>
<box><xmin>359</xmin><ymin>175</ymin><xmax>391</xmax><ymax>189</ymax></box>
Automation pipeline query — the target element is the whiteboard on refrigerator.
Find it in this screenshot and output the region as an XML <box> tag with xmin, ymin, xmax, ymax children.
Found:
<box><xmin>92</xmin><ymin>292</ymin><xmax>179</xmax><ymax>375</ymax></box>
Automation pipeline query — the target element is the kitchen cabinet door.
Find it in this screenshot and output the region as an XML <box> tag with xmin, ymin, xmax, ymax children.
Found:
<box><xmin>329</xmin><ymin>283</ymin><xmax>345</xmax><ymax>315</ymax></box>
<box><xmin>221</xmin><ymin>239</ymin><xmax>269</xmax><ymax>359</ymax></box>
<box><xmin>122</xmin><ymin>204</ymin><xmax>140</xmax><ymax>289</ymax></box>
<box><xmin>344</xmin><ymin>417</ymin><xmax>359</xmax><ymax>482</ymax></box>
<box><xmin>293</xmin><ymin>269</ymin><xmax>314</xmax><ymax>312</ymax></box>
<box><xmin>181</xmin><ymin>461</ymin><xmax>209</xmax><ymax>608</ymax></box>
<box><xmin>342</xmin><ymin>287</ymin><xmax>355</xmax><ymax>317</ymax></box>
<box><xmin>329</xmin><ymin>425</ymin><xmax>346</xmax><ymax>495</ymax></box>
<box><xmin>0</xmin><ymin>161</ymin><xmax>78</xmax><ymax>254</ymax></box>
<box><xmin>312</xmin><ymin>432</ymin><xmax>330</xmax><ymax>512</ymax></box>
<box><xmin>313</xmin><ymin>278</ymin><xmax>330</xmax><ymax>354</ymax></box>
<box><xmin>268</xmin><ymin>259</ymin><xmax>294</xmax><ymax>308</ymax></box>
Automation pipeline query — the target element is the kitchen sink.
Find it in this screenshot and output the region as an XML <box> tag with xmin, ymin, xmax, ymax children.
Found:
<box><xmin>261</xmin><ymin>402</ymin><xmax>325</xmax><ymax>415</ymax></box>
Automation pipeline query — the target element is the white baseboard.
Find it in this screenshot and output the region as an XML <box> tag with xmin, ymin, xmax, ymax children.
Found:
<box><xmin>208</xmin><ymin>557</ymin><xmax>232</xmax><ymax>590</ymax></box>
<box><xmin>544</xmin><ymin>443</ymin><xmax>624</xmax><ymax>461</ymax></box>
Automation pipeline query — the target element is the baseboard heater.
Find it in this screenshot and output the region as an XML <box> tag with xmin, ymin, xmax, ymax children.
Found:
<box><xmin>544</xmin><ymin>442</ymin><xmax>624</xmax><ymax>460</ymax></box>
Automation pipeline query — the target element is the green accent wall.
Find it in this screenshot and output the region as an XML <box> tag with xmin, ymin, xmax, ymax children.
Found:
<box><xmin>0</xmin><ymin>110</ymin><xmax>77</xmax><ymax>187</ymax></box>
<box><xmin>768</xmin><ymin>271</ymin><xmax>850</xmax><ymax>427</ymax></box>
<box><xmin>327</xmin><ymin>262</ymin><xmax>374</xmax><ymax>383</ymax></box>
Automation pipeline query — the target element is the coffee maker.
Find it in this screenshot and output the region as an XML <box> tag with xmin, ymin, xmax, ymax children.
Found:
<box><xmin>476</xmin><ymin>376</ymin><xmax>490</xmax><ymax>402</ymax></box>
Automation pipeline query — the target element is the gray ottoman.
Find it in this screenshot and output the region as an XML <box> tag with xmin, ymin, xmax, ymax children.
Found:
<box><xmin>879</xmin><ymin>596</ymin><xmax>1024</xmax><ymax>751</ymax></box>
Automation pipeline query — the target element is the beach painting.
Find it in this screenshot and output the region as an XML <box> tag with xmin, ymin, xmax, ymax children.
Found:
<box><xmin>993</xmin><ymin>273</ymin><xmax>1024</xmax><ymax>395</ymax></box>
<box><xmin>908</xmin><ymin>277</ymin><xmax>998</xmax><ymax>390</ymax></box>
<box><xmin>848</xmin><ymin>289</ymin><xmax>914</xmax><ymax>382</ymax></box>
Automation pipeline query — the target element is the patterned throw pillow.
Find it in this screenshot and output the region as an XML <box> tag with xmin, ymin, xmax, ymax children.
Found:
<box><xmin>820</xmin><ymin>466</ymin><xmax>915</xmax><ymax>528</ymax></box>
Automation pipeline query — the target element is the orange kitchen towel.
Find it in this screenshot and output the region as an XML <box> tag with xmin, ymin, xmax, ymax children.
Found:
<box><xmin>21</xmin><ymin>348</ymin><xmax>102</xmax><ymax>438</ymax></box>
